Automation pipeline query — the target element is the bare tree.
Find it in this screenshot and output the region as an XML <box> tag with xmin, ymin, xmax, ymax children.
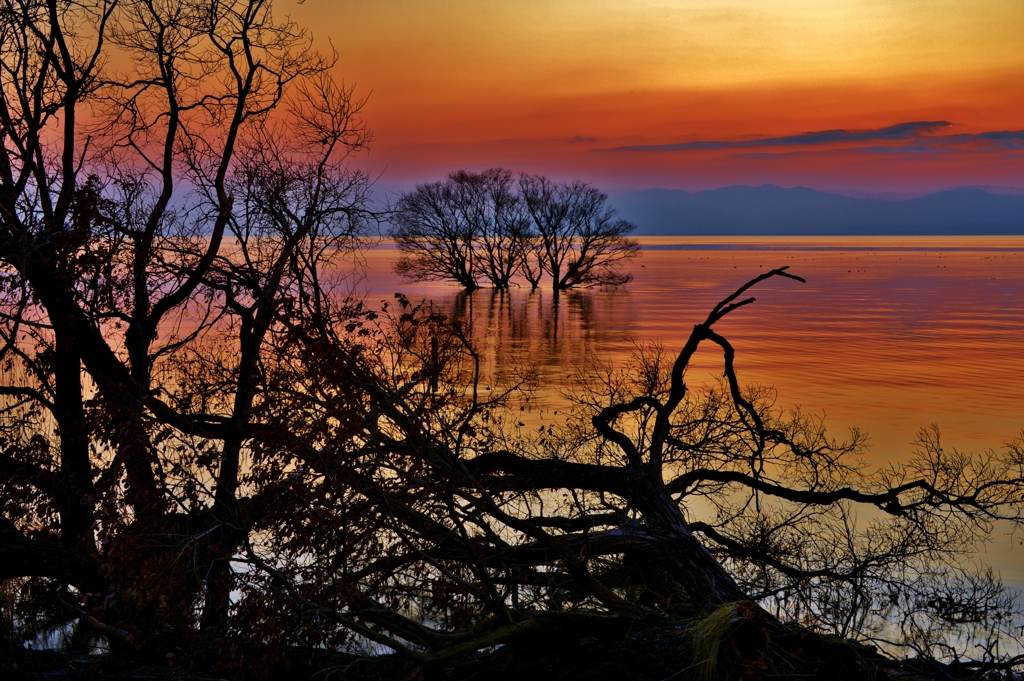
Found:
<box><xmin>392</xmin><ymin>169</ymin><xmax>638</xmax><ymax>292</ymax></box>
<box><xmin>392</xmin><ymin>169</ymin><xmax>530</xmax><ymax>290</ymax></box>
<box><xmin>520</xmin><ymin>174</ymin><xmax>640</xmax><ymax>291</ymax></box>
<box><xmin>470</xmin><ymin>168</ymin><xmax>530</xmax><ymax>289</ymax></box>
<box><xmin>392</xmin><ymin>174</ymin><xmax>480</xmax><ymax>290</ymax></box>
<box><xmin>0</xmin><ymin>0</ymin><xmax>373</xmax><ymax>654</ymax></box>
<box><xmin>231</xmin><ymin>269</ymin><xmax>1024</xmax><ymax>677</ymax></box>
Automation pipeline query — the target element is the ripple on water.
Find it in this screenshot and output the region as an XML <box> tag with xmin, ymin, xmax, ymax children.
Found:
<box><xmin>355</xmin><ymin>237</ymin><xmax>1024</xmax><ymax>578</ymax></box>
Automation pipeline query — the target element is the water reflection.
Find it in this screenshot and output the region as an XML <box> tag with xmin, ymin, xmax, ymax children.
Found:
<box><xmin>357</xmin><ymin>237</ymin><xmax>1024</xmax><ymax>584</ymax></box>
<box><xmin>437</xmin><ymin>287</ymin><xmax>635</xmax><ymax>392</ymax></box>
<box><xmin>359</xmin><ymin>237</ymin><xmax>1024</xmax><ymax>464</ymax></box>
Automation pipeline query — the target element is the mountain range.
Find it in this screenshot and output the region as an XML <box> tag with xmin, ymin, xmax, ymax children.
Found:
<box><xmin>610</xmin><ymin>185</ymin><xmax>1024</xmax><ymax>235</ymax></box>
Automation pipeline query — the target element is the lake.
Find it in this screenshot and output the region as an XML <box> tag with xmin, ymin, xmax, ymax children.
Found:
<box><xmin>355</xmin><ymin>236</ymin><xmax>1024</xmax><ymax>580</ymax></box>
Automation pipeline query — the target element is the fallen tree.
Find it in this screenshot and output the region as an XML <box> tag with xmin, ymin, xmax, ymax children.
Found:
<box><xmin>227</xmin><ymin>268</ymin><xmax>1023</xmax><ymax>676</ymax></box>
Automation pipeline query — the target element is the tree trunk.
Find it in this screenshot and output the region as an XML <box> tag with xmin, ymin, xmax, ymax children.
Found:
<box><xmin>53</xmin><ymin>328</ymin><xmax>95</xmax><ymax>555</ymax></box>
<box><xmin>0</xmin><ymin>515</ymin><xmax>106</xmax><ymax>594</ymax></box>
<box><xmin>201</xmin><ymin>319</ymin><xmax>262</xmax><ymax>634</ymax></box>
<box><xmin>550</xmin><ymin>262</ymin><xmax>561</xmax><ymax>292</ymax></box>
<box><xmin>629</xmin><ymin>474</ymin><xmax>748</xmax><ymax>612</ymax></box>
<box><xmin>199</xmin><ymin>437</ymin><xmax>246</xmax><ymax>636</ymax></box>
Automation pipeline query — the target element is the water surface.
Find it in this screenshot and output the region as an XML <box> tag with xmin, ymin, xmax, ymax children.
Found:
<box><xmin>358</xmin><ymin>236</ymin><xmax>1024</xmax><ymax>459</ymax></box>
<box><xmin>356</xmin><ymin>237</ymin><xmax>1024</xmax><ymax>577</ymax></box>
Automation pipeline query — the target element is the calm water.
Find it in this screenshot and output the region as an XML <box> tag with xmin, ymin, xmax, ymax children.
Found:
<box><xmin>356</xmin><ymin>237</ymin><xmax>1024</xmax><ymax>578</ymax></box>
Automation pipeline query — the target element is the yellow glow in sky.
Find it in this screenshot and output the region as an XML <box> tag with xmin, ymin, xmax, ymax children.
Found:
<box><xmin>298</xmin><ymin>1</ymin><xmax>1022</xmax><ymax>93</ymax></box>
<box><xmin>286</xmin><ymin>0</ymin><xmax>1024</xmax><ymax>189</ymax></box>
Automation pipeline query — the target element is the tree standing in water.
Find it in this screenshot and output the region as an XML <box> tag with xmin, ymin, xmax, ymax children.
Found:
<box><xmin>519</xmin><ymin>174</ymin><xmax>639</xmax><ymax>291</ymax></box>
<box><xmin>391</xmin><ymin>173</ymin><xmax>483</xmax><ymax>290</ymax></box>
<box><xmin>391</xmin><ymin>169</ymin><xmax>639</xmax><ymax>291</ymax></box>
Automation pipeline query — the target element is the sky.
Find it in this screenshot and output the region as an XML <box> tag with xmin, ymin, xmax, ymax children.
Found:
<box><xmin>288</xmin><ymin>0</ymin><xmax>1024</xmax><ymax>195</ymax></box>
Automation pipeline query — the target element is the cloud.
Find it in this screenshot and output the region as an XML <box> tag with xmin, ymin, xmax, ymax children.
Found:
<box><xmin>946</xmin><ymin>131</ymin><xmax>1024</xmax><ymax>151</ymax></box>
<box><xmin>974</xmin><ymin>131</ymin><xmax>1024</xmax><ymax>141</ymax></box>
<box><xmin>607</xmin><ymin>121</ymin><xmax>956</xmax><ymax>152</ymax></box>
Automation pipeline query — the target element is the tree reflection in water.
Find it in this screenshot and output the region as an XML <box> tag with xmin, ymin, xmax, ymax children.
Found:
<box><xmin>440</xmin><ymin>287</ymin><xmax>634</xmax><ymax>410</ymax></box>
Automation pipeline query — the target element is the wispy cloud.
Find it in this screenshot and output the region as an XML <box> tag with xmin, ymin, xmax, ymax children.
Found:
<box><xmin>603</xmin><ymin>121</ymin><xmax>1002</xmax><ymax>152</ymax></box>
<box><xmin>944</xmin><ymin>131</ymin><xmax>1024</xmax><ymax>150</ymax></box>
<box><xmin>737</xmin><ymin>132</ymin><xmax>1024</xmax><ymax>158</ymax></box>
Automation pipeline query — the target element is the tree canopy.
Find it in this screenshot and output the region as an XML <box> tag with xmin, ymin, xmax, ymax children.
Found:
<box><xmin>392</xmin><ymin>169</ymin><xmax>640</xmax><ymax>292</ymax></box>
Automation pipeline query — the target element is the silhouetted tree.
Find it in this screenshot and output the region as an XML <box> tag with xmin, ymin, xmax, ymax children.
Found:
<box><xmin>469</xmin><ymin>169</ymin><xmax>531</xmax><ymax>288</ymax></box>
<box><xmin>392</xmin><ymin>169</ymin><xmax>532</xmax><ymax>290</ymax></box>
<box><xmin>225</xmin><ymin>268</ymin><xmax>1024</xmax><ymax>677</ymax></box>
<box><xmin>391</xmin><ymin>173</ymin><xmax>481</xmax><ymax>290</ymax></box>
<box><xmin>0</xmin><ymin>0</ymin><xmax>372</xmax><ymax>657</ymax></box>
<box><xmin>520</xmin><ymin>174</ymin><xmax>640</xmax><ymax>290</ymax></box>
<box><xmin>392</xmin><ymin>170</ymin><xmax>639</xmax><ymax>292</ymax></box>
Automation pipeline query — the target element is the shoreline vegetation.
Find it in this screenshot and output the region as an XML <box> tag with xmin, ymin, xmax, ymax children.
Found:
<box><xmin>1</xmin><ymin>1</ymin><xmax>1023</xmax><ymax>679</ymax></box>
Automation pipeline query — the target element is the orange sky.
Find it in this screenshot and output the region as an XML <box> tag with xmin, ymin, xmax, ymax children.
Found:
<box><xmin>290</xmin><ymin>0</ymin><xmax>1024</xmax><ymax>193</ymax></box>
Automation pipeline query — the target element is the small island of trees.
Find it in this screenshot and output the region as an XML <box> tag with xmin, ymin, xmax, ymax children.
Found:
<box><xmin>391</xmin><ymin>169</ymin><xmax>640</xmax><ymax>291</ymax></box>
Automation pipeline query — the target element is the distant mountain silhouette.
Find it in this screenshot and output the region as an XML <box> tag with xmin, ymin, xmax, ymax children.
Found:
<box><xmin>611</xmin><ymin>185</ymin><xmax>1024</xmax><ymax>235</ymax></box>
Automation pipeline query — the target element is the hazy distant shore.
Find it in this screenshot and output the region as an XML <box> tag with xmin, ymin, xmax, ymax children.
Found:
<box><xmin>612</xmin><ymin>184</ymin><xmax>1024</xmax><ymax>235</ymax></box>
